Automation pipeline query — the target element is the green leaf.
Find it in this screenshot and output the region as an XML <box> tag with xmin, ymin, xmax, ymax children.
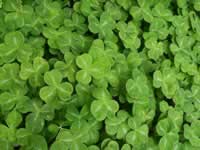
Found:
<box><xmin>126</xmin><ymin>69</ymin><xmax>152</xmax><ymax>104</ymax></box>
<box><xmin>156</xmin><ymin>118</ymin><xmax>170</xmax><ymax>136</ymax></box>
<box><xmin>184</xmin><ymin>120</ymin><xmax>200</xmax><ymax>147</ymax></box>
<box><xmin>126</xmin><ymin>125</ymin><xmax>149</xmax><ymax>146</ymax></box>
<box><xmin>117</xmin><ymin>21</ymin><xmax>140</xmax><ymax>50</ymax></box>
<box><xmin>159</xmin><ymin>132</ymin><xmax>179</xmax><ymax>150</ymax></box>
<box><xmin>76</xmin><ymin>53</ymin><xmax>93</xmax><ymax>69</ymax></box>
<box><xmin>28</xmin><ymin>135</ymin><xmax>48</xmax><ymax>150</ymax></box>
<box><xmin>76</xmin><ymin>70</ymin><xmax>91</xmax><ymax>84</ymax></box>
<box><xmin>0</xmin><ymin>139</ymin><xmax>12</xmax><ymax>150</ymax></box>
<box><xmin>168</xmin><ymin>109</ymin><xmax>183</xmax><ymax>132</ymax></box>
<box><xmin>177</xmin><ymin>0</ymin><xmax>187</xmax><ymax>8</ymax></box>
<box><xmin>0</xmin><ymin>63</ymin><xmax>25</xmax><ymax>90</ymax></box>
<box><xmin>4</xmin><ymin>31</ymin><xmax>24</xmax><ymax>49</ymax></box>
<box><xmin>80</xmin><ymin>0</ymin><xmax>102</xmax><ymax>17</ymax></box>
<box><xmin>16</xmin><ymin>128</ymin><xmax>32</xmax><ymax>146</ymax></box>
<box><xmin>57</xmin><ymin>82</ymin><xmax>73</xmax><ymax>101</ymax></box>
<box><xmin>20</xmin><ymin>57</ymin><xmax>49</xmax><ymax>87</ymax></box>
<box><xmin>39</xmin><ymin>86</ymin><xmax>56</xmax><ymax>103</ymax></box>
<box><xmin>0</xmin><ymin>124</ymin><xmax>9</xmax><ymax>138</ymax></box>
<box><xmin>3</xmin><ymin>0</ymin><xmax>21</xmax><ymax>11</ymax></box>
<box><xmin>88</xmin><ymin>12</ymin><xmax>116</xmax><ymax>41</ymax></box>
<box><xmin>6</xmin><ymin>110</ymin><xmax>22</xmax><ymax>128</ymax></box>
<box><xmin>105</xmin><ymin>110</ymin><xmax>130</xmax><ymax>139</ymax></box>
<box><xmin>91</xmin><ymin>88</ymin><xmax>119</xmax><ymax>120</ymax></box>
<box><xmin>193</xmin><ymin>0</ymin><xmax>200</xmax><ymax>11</ymax></box>
<box><xmin>88</xmin><ymin>15</ymin><xmax>100</xmax><ymax>34</ymax></box>
<box><xmin>153</xmin><ymin>69</ymin><xmax>179</xmax><ymax>99</ymax></box>
<box><xmin>116</xmin><ymin>0</ymin><xmax>132</xmax><ymax>10</ymax></box>
<box><xmin>121</xmin><ymin>144</ymin><xmax>132</xmax><ymax>150</ymax></box>
<box><xmin>0</xmin><ymin>0</ymin><xmax>2</xmax><ymax>8</ymax></box>
<box><xmin>152</xmin><ymin>3</ymin><xmax>173</xmax><ymax>21</ymax></box>
<box><xmin>26</xmin><ymin>113</ymin><xmax>44</xmax><ymax>133</ymax></box>
<box><xmin>145</xmin><ymin>37</ymin><xmax>164</xmax><ymax>60</ymax></box>
<box><xmin>130</xmin><ymin>0</ymin><xmax>154</xmax><ymax>23</ymax></box>
<box><xmin>91</xmin><ymin>99</ymin><xmax>119</xmax><ymax>121</ymax></box>
<box><xmin>44</xmin><ymin>70</ymin><xmax>63</xmax><ymax>86</ymax></box>
<box><xmin>50</xmin><ymin>141</ymin><xmax>67</xmax><ymax>150</ymax></box>
<box><xmin>64</xmin><ymin>12</ymin><xmax>88</xmax><ymax>34</ymax></box>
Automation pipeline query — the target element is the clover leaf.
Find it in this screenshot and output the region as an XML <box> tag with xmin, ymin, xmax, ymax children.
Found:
<box><xmin>116</xmin><ymin>0</ymin><xmax>132</xmax><ymax>10</ymax></box>
<box><xmin>39</xmin><ymin>70</ymin><xmax>73</xmax><ymax>106</ymax></box>
<box><xmin>20</xmin><ymin>57</ymin><xmax>49</xmax><ymax>87</ymax></box>
<box><xmin>184</xmin><ymin>120</ymin><xmax>200</xmax><ymax>147</ymax></box>
<box><xmin>132</xmin><ymin>101</ymin><xmax>156</xmax><ymax>124</ymax></box>
<box><xmin>156</xmin><ymin>109</ymin><xmax>183</xmax><ymax>136</ymax></box>
<box><xmin>51</xmin><ymin>120</ymin><xmax>101</xmax><ymax>150</ymax></box>
<box><xmin>43</xmin><ymin>27</ymin><xmax>91</xmax><ymax>53</ymax></box>
<box><xmin>42</xmin><ymin>27</ymin><xmax>72</xmax><ymax>50</ymax></box>
<box><xmin>6</xmin><ymin>110</ymin><xmax>22</xmax><ymax>129</ymax></box>
<box><xmin>129</xmin><ymin>0</ymin><xmax>154</xmax><ymax>23</ymax></box>
<box><xmin>101</xmin><ymin>139</ymin><xmax>119</xmax><ymax>150</ymax></box>
<box><xmin>104</xmin><ymin>1</ymin><xmax>128</xmax><ymax>21</ymax></box>
<box><xmin>171</xmin><ymin>15</ymin><xmax>189</xmax><ymax>35</ymax></box>
<box><xmin>174</xmin><ymin>52</ymin><xmax>198</xmax><ymax>75</ymax></box>
<box><xmin>152</xmin><ymin>2</ymin><xmax>173</xmax><ymax>21</ymax></box>
<box><xmin>88</xmin><ymin>12</ymin><xmax>117</xmax><ymax>41</ymax></box>
<box><xmin>64</xmin><ymin>12</ymin><xmax>88</xmax><ymax>34</ymax></box>
<box><xmin>0</xmin><ymin>63</ymin><xmax>26</xmax><ymax>91</ymax></box>
<box><xmin>121</xmin><ymin>144</ymin><xmax>132</xmax><ymax>150</ymax></box>
<box><xmin>153</xmin><ymin>68</ymin><xmax>179</xmax><ymax>98</ymax></box>
<box><xmin>170</xmin><ymin>36</ymin><xmax>196</xmax><ymax>75</ymax></box>
<box><xmin>145</xmin><ymin>37</ymin><xmax>165</xmax><ymax>61</ymax></box>
<box><xmin>91</xmin><ymin>88</ymin><xmax>119</xmax><ymax>121</ymax></box>
<box><xmin>149</xmin><ymin>18</ymin><xmax>169</xmax><ymax>40</ymax></box>
<box><xmin>0</xmin><ymin>0</ymin><xmax>2</xmax><ymax>8</ymax></box>
<box><xmin>3</xmin><ymin>0</ymin><xmax>26</xmax><ymax>29</ymax></box>
<box><xmin>76</xmin><ymin>53</ymin><xmax>93</xmax><ymax>84</ymax></box>
<box><xmin>126</xmin><ymin>69</ymin><xmax>152</xmax><ymax>104</ymax></box>
<box><xmin>0</xmin><ymin>89</ymin><xmax>30</xmax><ymax>113</ymax></box>
<box><xmin>36</xmin><ymin>1</ymin><xmax>64</xmax><ymax>28</ymax></box>
<box><xmin>159</xmin><ymin>132</ymin><xmax>179</xmax><ymax>150</ymax></box>
<box><xmin>65</xmin><ymin>104</ymin><xmax>91</xmax><ymax>126</ymax></box>
<box><xmin>80</xmin><ymin>0</ymin><xmax>103</xmax><ymax>17</ymax></box>
<box><xmin>105</xmin><ymin>110</ymin><xmax>130</xmax><ymax>139</ymax></box>
<box><xmin>0</xmin><ymin>31</ymin><xmax>23</xmax><ymax>63</ymax></box>
<box><xmin>25</xmin><ymin>99</ymin><xmax>54</xmax><ymax>133</ymax></box>
<box><xmin>193</xmin><ymin>0</ymin><xmax>200</xmax><ymax>11</ymax></box>
<box><xmin>117</xmin><ymin>21</ymin><xmax>140</xmax><ymax>50</ymax></box>
<box><xmin>54</xmin><ymin>52</ymin><xmax>77</xmax><ymax>82</ymax></box>
<box><xmin>76</xmin><ymin>46</ymin><xmax>112</xmax><ymax>85</ymax></box>
<box><xmin>126</xmin><ymin>124</ymin><xmax>149</xmax><ymax>146</ymax></box>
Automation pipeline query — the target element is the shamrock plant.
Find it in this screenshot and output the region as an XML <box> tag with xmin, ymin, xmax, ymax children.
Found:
<box><xmin>117</xmin><ymin>21</ymin><xmax>140</xmax><ymax>50</ymax></box>
<box><xmin>91</xmin><ymin>88</ymin><xmax>119</xmax><ymax>121</ymax></box>
<box><xmin>153</xmin><ymin>67</ymin><xmax>179</xmax><ymax>99</ymax></box>
<box><xmin>88</xmin><ymin>12</ymin><xmax>116</xmax><ymax>41</ymax></box>
<box><xmin>105</xmin><ymin>110</ymin><xmax>130</xmax><ymax>139</ymax></box>
<box><xmin>0</xmin><ymin>0</ymin><xmax>200</xmax><ymax>149</ymax></box>
<box><xmin>20</xmin><ymin>57</ymin><xmax>49</xmax><ymax>87</ymax></box>
<box><xmin>129</xmin><ymin>0</ymin><xmax>154</xmax><ymax>23</ymax></box>
<box><xmin>39</xmin><ymin>70</ymin><xmax>73</xmax><ymax>107</ymax></box>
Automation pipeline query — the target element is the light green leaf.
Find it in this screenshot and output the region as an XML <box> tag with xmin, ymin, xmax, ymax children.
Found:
<box><xmin>6</xmin><ymin>110</ymin><xmax>22</xmax><ymax>128</ymax></box>
<box><xmin>39</xmin><ymin>86</ymin><xmax>56</xmax><ymax>103</ymax></box>
<box><xmin>76</xmin><ymin>53</ymin><xmax>92</xmax><ymax>69</ymax></box>
<box><xmin>44</xmin><ymin>70</ymin><xmax>63</xmax><ymax>86</ymax></box>
<box><xmin>25</xmin><ymin>113</ymin><xmax>44</xmax><ymax>133</ymax></box>
<box><xmin>76</xmin><ymin>70</ymin><xmax>91</xmax><ymax>84</ymax></box>
<box><xmin>57</xmin><ymin>82</ymin><xmax>73</xmax><ymax>101</ymax></box>
<box><xmin>4</xmin><ymin>31</ymin><xmax>24</xmax><ymax>49</ymax></box>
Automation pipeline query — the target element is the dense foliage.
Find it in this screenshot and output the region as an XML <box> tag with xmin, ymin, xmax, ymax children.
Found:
<box><xmin>0</xmin><ymin>0</ymin><xmax>200</xmax><ymax>149</ymax></box>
